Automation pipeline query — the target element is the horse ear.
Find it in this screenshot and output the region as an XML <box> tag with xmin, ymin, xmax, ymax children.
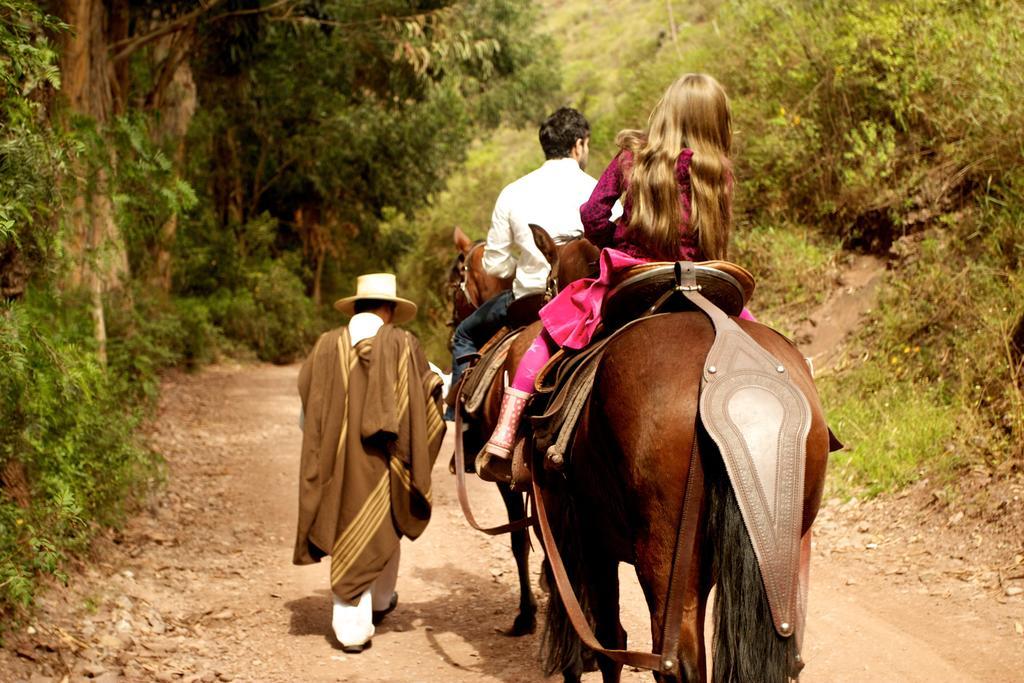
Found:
<box><xmin>529</xmin><ymin>224</ymin><xmax>558</xmax><ymax>268</ymax></box>
<box><xmin>453</xmin><ymin>225</ymin><xmax>473</xmax><ymax>254</ymax></box>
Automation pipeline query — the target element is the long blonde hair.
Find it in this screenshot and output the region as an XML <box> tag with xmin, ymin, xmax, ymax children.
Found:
<box><xmin>616</xmin><ymin>73</ymin><xmax>733</xmax><ymax>261</ymax></box>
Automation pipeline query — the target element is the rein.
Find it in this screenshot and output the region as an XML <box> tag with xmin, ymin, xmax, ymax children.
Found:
<box><xmin>452</xmin><ymin>383</ymin><xmax>535</xmax><ymax>535</ymax></box>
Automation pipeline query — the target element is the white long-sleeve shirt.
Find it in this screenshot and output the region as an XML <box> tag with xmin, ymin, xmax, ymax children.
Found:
<box><xmin>482</xmin><ymin>158</ymin><xmax>600</xmax><ymax>299</ymax></box>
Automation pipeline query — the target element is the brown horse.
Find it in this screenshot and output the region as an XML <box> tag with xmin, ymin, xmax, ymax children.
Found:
<box><xmin>536</xmin><ymin>312</ymin><xmax>831</xmax><ymax>683</ymax></box>
<box><xmin>447</xmin><ymin>225</ymin><xmax>598</xmax><ymax>637</ymax></box>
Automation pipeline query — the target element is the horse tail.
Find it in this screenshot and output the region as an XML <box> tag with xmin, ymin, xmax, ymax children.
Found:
<box><xmin>705</xmin><ymin>435</ymin><xmax>797</xmax><ymax>683</ymax></box>
<box><xmin>540</xmin><ymin>487</ymin><xmax>594</xmax><ymax>678</ymax></box>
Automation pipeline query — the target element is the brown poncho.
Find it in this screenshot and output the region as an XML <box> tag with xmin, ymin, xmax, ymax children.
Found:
<box><xmin>294</xmin><ymin>324</ymin><xmax>445</xmax><ymax>601</ymax></box>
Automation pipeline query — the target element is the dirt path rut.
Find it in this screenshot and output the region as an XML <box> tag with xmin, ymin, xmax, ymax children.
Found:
<box><xmin>3</xmin><ymin>363</ymin><xmax>1023</xmax><ymax>682</ymax></box>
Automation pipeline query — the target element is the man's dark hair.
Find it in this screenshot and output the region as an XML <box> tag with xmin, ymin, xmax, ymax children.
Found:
<box><xmin>354</xmin><ymin>299</ymin><xmax>397</xmax><ymax>314</ymax></box>
<box><xmin>538</xmin><ymin>107</ymin><xmax>589</xmax><ymax>159</ymax></box>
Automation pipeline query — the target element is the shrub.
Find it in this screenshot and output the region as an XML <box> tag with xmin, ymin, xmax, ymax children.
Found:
<box><xmin>206</xmin><ymin>260</ymin><xmax>319</xmax><ymax>363</ymax></box>
<box><xmin>0</xmin><ymin>299</ymin><xmax>160</xmax><ymax>619</ymax></box>
<box><xmin>822</xmin><ymin>187</ymin><xmax>1024</xmax><ymax>494</ymax></box>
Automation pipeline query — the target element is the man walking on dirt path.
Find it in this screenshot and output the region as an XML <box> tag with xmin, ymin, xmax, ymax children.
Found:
<box><xmin>293</xmin><ymin>273</ymin><xmax>447</xmax><ymax>653</ymax></box>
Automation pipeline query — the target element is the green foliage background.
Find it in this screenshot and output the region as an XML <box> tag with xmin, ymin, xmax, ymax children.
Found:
<box><xmin>1</xmin><ymin>0</ymin><xmax>1022</xmax><ymax>625</ymax></box>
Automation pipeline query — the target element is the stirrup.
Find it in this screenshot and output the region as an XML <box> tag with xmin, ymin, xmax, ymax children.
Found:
<box><xmin>476</xmin><ymin>448</ymin><xmax>512</xmax><ymax>483</ymax></box>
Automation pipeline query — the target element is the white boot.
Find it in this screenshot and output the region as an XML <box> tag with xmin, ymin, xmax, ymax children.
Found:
<box><xmin>332</xmin><ymin>589</ymin><xmax>374</xmax><ymax>652</ymax></box>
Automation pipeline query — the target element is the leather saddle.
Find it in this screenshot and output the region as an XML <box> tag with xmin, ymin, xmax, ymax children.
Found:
<box><xmin>532</xmin><ymin>260</ymin><xmax>756</xmax><ymax>465</ymax></box>
<box><xmin>603</xmin><ymin>260</ymin><xmax>755</xmax><ymax>329</ymax></box>
<box><xmin>460</xmin><ymin>326</ymin><xmax>520</xmax><ymax>420</ymax></box>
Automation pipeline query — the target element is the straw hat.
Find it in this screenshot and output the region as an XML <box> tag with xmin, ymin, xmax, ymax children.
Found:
<box><xmin>334</xmin><ymin>273</ymin><xmax>417</xmax><ymax>324</ymax></box>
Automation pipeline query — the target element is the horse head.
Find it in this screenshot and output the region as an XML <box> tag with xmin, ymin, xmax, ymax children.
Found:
<box><xmin>447</xmin><ymin>226</ymin><xmax>513</xmax><ymax>341</ymax></box>
<box><xmin>528</xmin><ymin>224</ymin><xmax>600</xmax><ymax>300</ymax></box>
<box><xmin>447</xmin><ymin>224</ymin><xmax>599</xmax><ymax>343</ymax></box>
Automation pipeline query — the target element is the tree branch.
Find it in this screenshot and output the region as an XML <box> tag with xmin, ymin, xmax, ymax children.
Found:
<box><xmin>109</xmin><ymin>0</ymin><xmax>298</xmax><ymax>64</ymax></box>
<box><xmin>250</xmin><ymin>156</ymin><xmax>297</xmax><ymax>214</ymax></box>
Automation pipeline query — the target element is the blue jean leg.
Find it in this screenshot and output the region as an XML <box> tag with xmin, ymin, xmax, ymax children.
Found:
<box><xmin>450</xmin><ymin>289</ymin><xmax>514</xmax><ymax>392</ymax></box>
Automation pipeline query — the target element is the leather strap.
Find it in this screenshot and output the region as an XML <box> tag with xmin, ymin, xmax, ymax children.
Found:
<box><xmin>453</xmin><ymin>384</ymin><xmax>535</xmax><ymax>535</ymax></box>
<box><xmin>678</xmin><ymin>263</ymin><xmax>810</xmax><ymax>641</ymax></box>
<box><xmin>658</xmin><ymin>431</ymin><xmax>704</xmax><ymax>675</ymax></box>
<box><xmin>531</xmin><ymin>474</ymin><xmax>664</xmax><ymax>672</ymax></box>
<box><xmin>531</xmin><ymin>401</ymin><xmax>704</xmax><ymax>675</ymax></box>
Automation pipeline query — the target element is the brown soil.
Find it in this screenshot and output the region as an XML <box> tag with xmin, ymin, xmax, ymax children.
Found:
<box><xmin>2</xmin><ymin>360</ymin><xmax>1022</xmax><ymax>683</ymax></box>
<box><xmin>793</xmin><ymin>253</ymin><xmax>886</xmax><ymax>374</ymax></box>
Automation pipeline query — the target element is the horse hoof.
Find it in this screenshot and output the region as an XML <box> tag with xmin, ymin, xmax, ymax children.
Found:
<box><xmin>502</xmin><ymin>613</ymin><xmax>537</xmax><ymax>637</ymax></box>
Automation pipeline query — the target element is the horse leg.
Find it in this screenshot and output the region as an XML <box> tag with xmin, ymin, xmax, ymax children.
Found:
<box><xmin>497</xmin><ymin>482</ymin><xmax>537</xmax><ymax>636</ymax></box>
<box><xmin>585</xmin><ymin>552</ymin><xmax>625</xmax><ymax>683</ymax></box>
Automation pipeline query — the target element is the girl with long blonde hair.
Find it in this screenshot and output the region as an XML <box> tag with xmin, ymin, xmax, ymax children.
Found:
<box><xmin>478</xmin><ymin>73</ymin><xmax>747</xmax><ymax>482</ymax></box>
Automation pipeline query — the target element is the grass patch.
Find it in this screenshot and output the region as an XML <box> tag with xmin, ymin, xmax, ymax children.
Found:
<box><xmin>733</xmin><ymin>223</ymin><xmax>841</xmax><ymax>331</ymax></box>
<box><xmin>823</xmin><ymin>374</ymin><xmax>959</xmax><ymax>497</ymax></box>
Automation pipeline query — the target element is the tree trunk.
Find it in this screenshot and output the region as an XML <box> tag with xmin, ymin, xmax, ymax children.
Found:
<box><xmin>226</xmin><ymin>127</ymin><xmax>246</xmax><ymax>226</ymax></box>
<box><xmin>312</xmin><ymin>245</ymin><xmax>325</xmax><ymax>307</ymax></box>
<box><xmin>149</xmin><ymin>31</ymin><xmax>197</xmax><ymax>292</ymax></box>
<box><xmin>58</xmin><ymin>0</ymin><xmax>129</xmax><ymax>364</ymax></box>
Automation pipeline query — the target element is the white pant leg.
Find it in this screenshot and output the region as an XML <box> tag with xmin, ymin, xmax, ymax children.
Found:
<box><xmin>331</xmin><ymin>588</ymin><xmax>373</xmax><ymax>647</ymax></box>
<box><xmin>371</xmin><ymin>545</ymin><xmax>400</xmax><ymax>611</ymax></box>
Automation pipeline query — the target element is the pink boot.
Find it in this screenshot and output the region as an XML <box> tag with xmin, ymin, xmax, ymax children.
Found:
<box><xmin>477</xmin><ymin>387</ymin><xmax>531</xmax><ymax>483</ymax></box>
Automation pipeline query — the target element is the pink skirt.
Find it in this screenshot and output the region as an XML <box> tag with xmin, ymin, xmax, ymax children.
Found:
<box><xmin>539</xmin><ymin>248</ymin><xmax>755</xmax><ymax>350</ymax></box>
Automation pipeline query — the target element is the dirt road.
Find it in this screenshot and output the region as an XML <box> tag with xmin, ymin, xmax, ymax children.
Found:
<box><xmin>4</xmin><ymin>362</ymin><xmax>1023</xmax><ymax>682</ymax></box>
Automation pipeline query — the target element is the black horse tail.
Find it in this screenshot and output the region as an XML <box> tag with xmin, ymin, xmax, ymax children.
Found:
<box><xmin>539</xmin><ymin>485</ymin><xmax>595</xmax><ymax>679</ymax></box>
<box><xmin>706</xmin><ymin>441</ymin><xmax>797</xmax><ymax>683</ymax></box>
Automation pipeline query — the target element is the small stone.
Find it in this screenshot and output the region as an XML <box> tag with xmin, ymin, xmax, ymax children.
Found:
<box><xmin>1014</xmin><ymin>621</ymin><xmax>1023</xmax><ymax>635</ymax></box>
<box><xmin>210</xmin><ymin>610</ymin><xmax>234</xmax><ymax>620</ymax></box>
<box><xmin>115</xmin><ymin>618</ymin><xmax>133</xmax><ymax>634</ymax></box>
<box><xmin>865</xmin><ymin>542</ymin><xmax>878</xmax><ymax>550</ymax></box>
<box><xmin>947</xmin><ymin>511</ymin><xmax>964</xmax><ymax>526</ymax></box>
<box><xmin>115</xmin><ymin>595</ymin><xmax>134</xmax><ymax>610</ymax></box>
<box><xmin>1005</xmin><ymin>586</ymin><xmax>1024</xmax><ymax>597</ymax></box>
<box><xmin>149</xmin><ymin>621</ymin><xmax>166</xmax><ymax>636</ymax></box>
<box><xmin>82</xmin><ymin>663</ymin><xmax>107</xmax><ymax>676</ymax></box>
<box><xmin>98</xmin><ymin>634</ymin><xmax>123</xmax><ymax>650</ymax></box>
<box><xmin>80</xmin><ymin>647</ymin><xmax>102</xmax><ymax>661</ymax></box>
<box><xmin>26</xmin><ymin>625</ymin><xmax>38</xmax><ymax>635</ymax></box>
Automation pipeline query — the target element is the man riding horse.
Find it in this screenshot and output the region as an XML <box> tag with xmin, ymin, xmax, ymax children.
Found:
<box><xmin>449</xmin><ymin>108</ymin><xmax>615</xmax><ymax>432</ymax></box>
